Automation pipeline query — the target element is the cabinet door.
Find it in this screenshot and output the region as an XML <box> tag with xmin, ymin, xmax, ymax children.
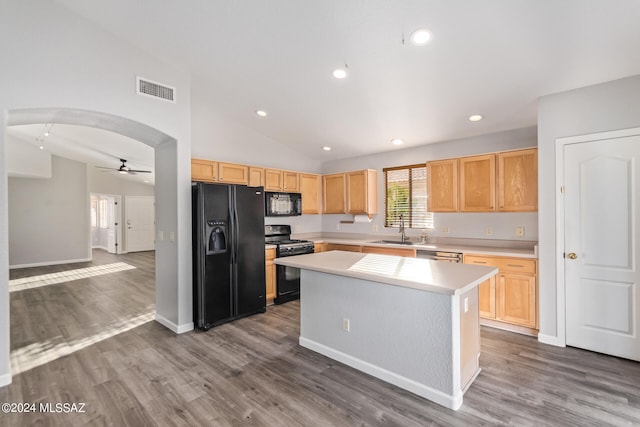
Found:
<box><xmin>300</xmin><ymin>174</ymin><xmax>322</xmax><ymax>214</ymax></box>
<box><xmin>325</xmin><ymin>243</ymin><xmax>362</xmax><ymax>252</ymax></box>
<box><xmin>191</xmin><ymin>158</ymin><xmax>218</xmax><ymax>182</ymax></box>
<box><xmin>464</xmin><ymin>255</ymin><xmax>498</xmax><ymax>319</ymax></box>
<box><xmin>323</xmin><ymin>173</ymin><xmax>346</xmax><ymax>213</ymax></box>
<box><xmin>477</xmin><ymin>277</ymin><xmax>496</xmax><ymax>319</ymax></box>
<box><xmin>427</xmin><ymin>159</ymin><xmax>458</xmax><ymax>212</ymax></box>
<box><xmin>283</xmin><ymin>171</ymin><xmax>300</xmax><ymax>192</ymax></box>
<box><xmin>314</xmin><ymin>242</ymin><xmax>326</xmax><ymax>253</ymax></box>
<box><xmin>265</xmin><ymin>248</ymin><xmax>276</xmax><ymax>305</ymax></box>
<box><xmin>498</xmin><ymin>148</ymin><xmax>538</xmax><ymax>212</ymax></box>
<box><xmin>265</xmin><ymin>169</ymin><xmax>283</xmax><ymax>191</ymax></box>
<box><xmin>218</xmin><ymin>162</ymin><xmax>249</xmax><ymax>184</ymax></box>
<box><xmin>248</xmin><ymin>167</ymin><xmax>265</xmax><ymax>187</ymax></box>
<box><xmin>346</xmin><ymin>170</ymin><xmax>377</xmax><ymax>215</ymax></box>
<box><xmin>361</xmin><ymin>246</ymin><xmax>416</xmax><ymax>257</ymax></box>
<box><xmin>497</xmin><ymin>273</ymin><xmax>536</xmax><ymax>328</ymax></box>
<box><xmin>459</xmin><ymin>154</ymin><xmax>495</xmax><ymax>212</ymax></box>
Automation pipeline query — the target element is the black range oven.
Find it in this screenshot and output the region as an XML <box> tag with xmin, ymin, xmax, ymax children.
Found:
<box><xmin>265</xmin><ymin>225</ymin><xmax>315</xmax><ymax>304</ymax></box>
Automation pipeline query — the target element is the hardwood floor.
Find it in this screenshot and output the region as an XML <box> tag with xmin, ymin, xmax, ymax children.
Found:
<box><xmin>2</xmin><ymin>252</ymin><xmax>639</xmax><ymax>426</ymax></box>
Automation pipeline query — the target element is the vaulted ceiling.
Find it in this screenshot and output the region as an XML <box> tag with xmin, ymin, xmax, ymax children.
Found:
<box><xmin>32</xmin><ymin>1</ymin><xmax>640</xmax><ymax>162</ymax></box>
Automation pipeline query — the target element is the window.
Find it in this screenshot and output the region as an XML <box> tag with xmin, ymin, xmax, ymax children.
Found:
<box><xmin>384</xmin><ymin>164</ymin><xmax>433</xmax><ymax>229</ymax></box>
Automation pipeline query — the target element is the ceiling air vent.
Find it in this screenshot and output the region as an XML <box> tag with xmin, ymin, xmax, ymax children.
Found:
<box><xmin>136</xmin><ymin>76</ymin><xmax>176</xmax><ymax>103</ymax></box>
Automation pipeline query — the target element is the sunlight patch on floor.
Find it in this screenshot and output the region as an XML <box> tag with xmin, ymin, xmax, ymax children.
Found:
<box><xmin>10</xmin><ymin>308</ymin><xmax>155</xmax><ymax>375</ymax></box>
<box><xmin>9</xmin><ymin>262</ymin><xmax>136</xmax><ymax>292</ymax></box>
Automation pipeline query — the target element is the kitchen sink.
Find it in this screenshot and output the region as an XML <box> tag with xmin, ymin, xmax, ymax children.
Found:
<box><xmin>368</xmin><ymin>239</ymin><xmax>418</xmax><ymax>245</ymax></box>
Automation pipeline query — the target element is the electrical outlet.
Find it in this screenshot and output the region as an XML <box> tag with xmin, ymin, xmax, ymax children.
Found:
<box><xmin>336</xmin><ymin>224</ymin><xmax>340</xmax><ymax>231</ymax></box>
<box><xmin>442</xmin><ymin>226</ymin><xmax>450</xmax><ymax>234</ymax></box>
<box><xmin>464</xmin><ymin>297</ymin><xmax>469</xmax><ymax>313</ymax></box>
<box><xmin>486</xmin><ymin>227</ymin><xmax>493</xmax><ymax>236</ymax></box>
<box><xmin>516</xmin><ymin>226</ymin><xmax>525</xmax><ymax>237</ymax></box>
<box><xmin>169</xmin><ymin>231</ymin><xmax>175</xmax><ymax>242</ymax></box>
<box><xmin>371</xmin><ymin>224</ymin><xmax>378</xmax><ymax>232</ymax></box>
<box><xmin>342</xmin><ymin>318</ymin><xmax>350</xmax><ymax>332</ymax></box>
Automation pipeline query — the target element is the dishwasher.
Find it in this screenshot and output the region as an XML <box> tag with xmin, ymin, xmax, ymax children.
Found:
<box><xmin>416</xmin><ymin>249</ymin><xmax>463</xmax><ymax>263</ymax></box>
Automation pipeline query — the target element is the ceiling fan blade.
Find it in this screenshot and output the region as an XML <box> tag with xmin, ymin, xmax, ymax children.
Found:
<box><xmin>96</xmin><ymin>166</ymin><xmax>118</xmax><ymax>170</ymax></box>
<box><xmin>128</xmin><ymin>169</ymin><xmax>152</xmax><ymax>173</ymax></box>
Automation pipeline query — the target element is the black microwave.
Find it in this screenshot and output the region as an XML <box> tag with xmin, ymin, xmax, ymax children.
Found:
<box><xmin>265</xmin><ymin>192</ymin><xmax>302</xmax><ymax>216</ymax></box>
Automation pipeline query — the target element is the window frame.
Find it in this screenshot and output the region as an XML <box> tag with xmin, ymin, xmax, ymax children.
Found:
<box><xmin>383</xmin><ymin>163</ymin><xmax>433</xmax><ymax>229</ymax></box>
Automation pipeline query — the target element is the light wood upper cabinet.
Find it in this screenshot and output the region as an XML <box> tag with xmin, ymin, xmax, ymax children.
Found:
<box><xmin>283</xmin><ymin>171</ymin><xmax>299</xmax><ymax>192</ymax></box>
<box><xmin>498</xmin><ymin>148</ymin><xmax>538</xmax><ymax>212</ymax></box>
<box><xmin>346</xmin><ymin>170</ymin><xmax>377</xmax><ymax>215</ymax></box>
<box><xmin>323</xmin><ymin>173</ymin><xmax>346</xmax><ymax>214</ymax></box>
<box><xmin>300</xmin><ymin>173</ymin><xmax>322</xmax><ymax>214</ymax></box>
<box><xmin>191</xmin><ymin>158</ymin><xmax>218</xmax><ymax>182</ymax></box>
<box><xmin>264</xmin><ymin>169</ymin><xmax>299</xmax><ymax>192</ymax></box>
<box><xmin>459</xmin><ymin>154</ymin><xmax>495</xmax><ymax>212</ymax></box>
<box><xmin>248</xmin><ymin>167</ymin><xmax>265</xmax><ymax>187</ymax></box>
<box><xmin>427</xmin><ymin>159</ymin><xmax>458</xmax><ymax>212</ymax></box>
<box><xmin>218</xmin><ymin>162</ymin><xmax>249</xmax><ymax>185</ymax></box>
<box><xmin>264</xmin><ymin>169</ymin><xmax>283</xmax><ymax>191</ymax></box>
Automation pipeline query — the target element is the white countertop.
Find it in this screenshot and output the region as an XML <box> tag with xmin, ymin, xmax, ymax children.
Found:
<box><xmin>275</xmin><ymin>250</ymin><xmax>498</xmax><ymax>296</ymax></box>
<box><xmin>307</xmin><ymin>237</ymin><xmax>537</xmax><ymax>259</ymax></box>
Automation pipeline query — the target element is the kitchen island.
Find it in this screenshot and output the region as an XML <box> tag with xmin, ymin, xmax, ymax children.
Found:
<box><xmin>275</xmin><ymin>250</ymin><xmax>498</xmax><ymax>410</ymax></box>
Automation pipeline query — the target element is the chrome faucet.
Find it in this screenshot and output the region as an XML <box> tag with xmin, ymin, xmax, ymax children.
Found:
<box><xmin>399</xmin><ymin>214</ymin><xmax>407</xmax><ymax>242</ymax></box>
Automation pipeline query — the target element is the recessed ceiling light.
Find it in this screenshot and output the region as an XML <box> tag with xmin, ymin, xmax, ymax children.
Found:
<box><xmin>409</xmin><ymin>29</ymin><xmax>433</xmax><ymax>46</ymax></box>
<box><xmin>469</xmin><ymin>114</ymin><xmax>483</xmax><ymax>122</ymax></box>
<box><xmin>322</xmin><ymin>146</ymin><xmax>332</xmax><ymax>151</ymax></box>
<box><xmin>39</xmin><ymin>146</ymin><xmax>44</xmax><ymax>150</ymax></box>
<box><xmin>255</xmin><ymin>110</ymin><xmax>267</xmax><ymax>117</ymax></box>
<box><xmin>144</xmin><ymin>180</ymin><xmax>149</xmax><ymax>183</ymax></box>
<box><xmin>332</xmin><ymin>68</ymin><xmax>347</xmax><ymax>79</ymax></box>
<box><xmin>391</xmin><ymin>138</ymin><xmax>405</xmax><ymax>146</ymax></box>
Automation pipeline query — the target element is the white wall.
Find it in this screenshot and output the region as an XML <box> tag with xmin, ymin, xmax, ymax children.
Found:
<box><xmin>320</xmin><ymin>127</ymin><xmax>538</xmax><ymax>241</ymax></box>
<box><xmin>0</xmin><ymin>0</ymin><xmax>192</xmax><ymax>385</ymax></box>
<box><xmin>537</xmin><ymin>74</ymin><xmax>640</xmax><ymax>343</ymax></box>
<box><xmin>191</xmin><ymin>89</ymin><xmax>321</xmax><ymax>173</ymax></box>
<box><xmin>6</xmin><ymin>134</ymin><xmax>52</xmax><ymax>178</ymax></box>
<box><xmin>8</xmin><ymin>156</ymin><xmax>89</xmax><ymax>267</ymax></box>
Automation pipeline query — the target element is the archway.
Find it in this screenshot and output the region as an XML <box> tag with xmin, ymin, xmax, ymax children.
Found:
<box><xmin>1</xmin><ymin>107</ymin><xmax>192</xmax><ymax>386</ymax></box>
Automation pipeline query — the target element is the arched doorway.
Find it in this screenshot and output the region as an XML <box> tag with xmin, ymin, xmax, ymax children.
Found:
<box><xmin>1</xmin><ymin>107</ymin><xmax>192</xmax><ymax>386</ymax></box>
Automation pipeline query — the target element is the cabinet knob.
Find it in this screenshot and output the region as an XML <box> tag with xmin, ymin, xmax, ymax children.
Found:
<box><xmin>567</xmin><ymin>252</ymin><xmax>577</xmax><ymax>260</ymax></box>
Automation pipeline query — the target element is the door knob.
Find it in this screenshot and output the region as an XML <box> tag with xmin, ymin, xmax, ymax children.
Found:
<box><xmin>567</xmin><ymin>252</ymin><xmax>577</xmax><ymax>259</ymax></box>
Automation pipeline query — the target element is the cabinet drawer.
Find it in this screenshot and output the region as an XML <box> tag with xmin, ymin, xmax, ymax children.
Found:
<box><xmin>325</xmin><ymin>243</ymin><xmax>362</xmax><ymax>252</ymax></box>
<box><xmin>362</xmin><ymin>246</ymin><xmax>416</xmax><ymax>257</ymax></box>
<box><xmin>464</xmin><ymin>254</ymin><xmax>535</xmax><ymax>274</ymax></box>
<box><xmin>464</xmin><ymin>255</ymin><xmax>499</xmax><ymax>267</ymax></box>
<box><xmin>495</xmin><ymin>258</ymin><xmax>535</xmax><ymax>274</ymax></box>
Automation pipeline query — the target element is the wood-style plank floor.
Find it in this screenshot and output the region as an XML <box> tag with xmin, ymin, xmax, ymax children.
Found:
<box><xmin>2</xmin><ymin>251</ymin><xmax>639</xmax><ymax>426</ymax></box>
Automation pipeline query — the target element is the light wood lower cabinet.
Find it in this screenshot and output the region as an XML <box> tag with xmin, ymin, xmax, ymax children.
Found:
<box><xmin>314</xmin><ymin>242</ymin><xmax>326</xmax><ymax>253</ymax></box>
<box><xmin>325</xmin><ymin>243</ymin><xmax>362</xmax><ymax>252</ymax></box>
<box><xmin>361</xmin><ymin>246</ymin><xmax>416</xmax><ymax>257</ymax></box>
<box><xmin>464</xmin><ymin>254</ymin><xmax>537</xmax><ymax>331</ymax></box>
<box><xmin>265</xmin><ymin>248</ymin><xmax>276</xmax><ymax>305</ymax></box>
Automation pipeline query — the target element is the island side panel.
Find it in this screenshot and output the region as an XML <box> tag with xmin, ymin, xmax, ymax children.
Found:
<box><xmin>299</xmin><ymin>270</ymin><xmax>455</xmax><ymax>402</ymax></box>
<box><xmin>459</xmin><ymin>286</ymin><xmax>480</xmax><ymax>390</ymax></box>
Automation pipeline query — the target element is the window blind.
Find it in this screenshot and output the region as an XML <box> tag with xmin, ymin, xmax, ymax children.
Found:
<box><xmin>384</xmin><ymin>164</ymin><xmax>433</xmax><ymax>229</ymax></box>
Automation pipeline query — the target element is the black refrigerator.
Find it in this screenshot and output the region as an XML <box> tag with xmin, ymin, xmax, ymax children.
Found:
<box><xmin>192</xmin><ymin>182</ymin><xmax>266</xmax><ymax>330</ymax></box>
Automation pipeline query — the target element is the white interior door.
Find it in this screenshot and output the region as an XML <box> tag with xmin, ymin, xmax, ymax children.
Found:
<box><xmin>105</xmin><ymin>196</ymin><xmax>120</xmax><ymax>254</ymax></box>
<box><xmin>125</xmin><ymin>196</ymin><xmax>155</xmax><ymax>252</ymax></box>
<box><xmin>564</xmin><ymin>133</ymin><xmax>640</xmax><ymax>361</ymax></box>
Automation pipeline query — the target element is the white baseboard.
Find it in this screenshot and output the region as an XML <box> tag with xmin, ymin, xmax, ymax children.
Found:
<box><xmin>0</xmin><ymin>372</ymin><xmax>12</xmax><ymax>388</ymax></box>
<box><xmin>538</xmin><ymin>333</ymin><xmax>565</xmax><ymax>347</ymax></box>
<box><xmin>299</xmin><ymin>337</ymin><xmax>463</xmax><ymax>410</ymax></box>
<box><xmin>9</xmin><ymin>257</ymin><xmax>92</xmax><ymax>269</ymax></box>
<box><xmin>154</xmin><ymin>313</ymin><xmax>193</xmax><ymax>334</ymax></box>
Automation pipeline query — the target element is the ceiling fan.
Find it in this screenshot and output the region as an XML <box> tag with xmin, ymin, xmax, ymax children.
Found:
<box><xmin>97</xmin><ymin>158</ymin><xmax>151</xmax><ymax>175</ymax></box>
